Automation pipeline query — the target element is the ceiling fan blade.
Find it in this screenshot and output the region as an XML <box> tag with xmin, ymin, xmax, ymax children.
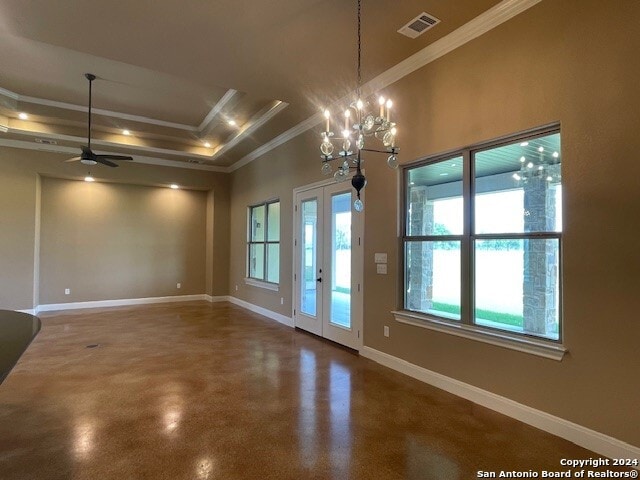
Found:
<box><xmin>94</xmin><ymin>158</ymin><xmax>118</xmax><ymax>168</ymax></box>
<box><xmin>95</xmin><ymin>154</ymin><xmax>133</xmax><ymax>161</ymax></box>
<box><xmin>65</xmin><ymin>156</ymin><xmax>82</xmax><ymax>163</ymax></box>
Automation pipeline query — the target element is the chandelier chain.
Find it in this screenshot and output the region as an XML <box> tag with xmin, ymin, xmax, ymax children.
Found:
<box><xmin>357</xmin><ymin>0</ymin><xmax>361</xmax><ymax>95</ymax></box>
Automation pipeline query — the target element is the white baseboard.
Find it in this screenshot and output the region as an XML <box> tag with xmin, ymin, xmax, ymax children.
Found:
<box><xmin>206</xmin><ymin>295</ymin><xmax>231</xmax><ymax>303</ymax></box>
<box><xmin>361</xmin><ymin>346</ymin><xmax>640</xmax><ymax>462</ymax></box>
<box><xmin>215</xmin><ymin>295</ymin><xmax>293</xmax><ymax>328</ymax></box>
<box><xmin>36</xmin><ymin>294</ymin><xmax>208</xmax><ymax>313</ymax></box>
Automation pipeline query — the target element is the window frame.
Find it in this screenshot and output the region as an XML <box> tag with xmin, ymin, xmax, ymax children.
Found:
<box><xmin>246</xmin><ymin>199</ymin><xmax>280</xmax><ymax>288</ymax></box>
<box><xmin>396</xmin><ymin>124</ymin><xmax>566</xmax><ymax>360</ymax></box>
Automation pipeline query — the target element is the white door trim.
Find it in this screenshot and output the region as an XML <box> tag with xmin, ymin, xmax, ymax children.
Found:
<box><xmin>292</xmin><ymin>180</ymin><xmax>364</xmax><ymax>351</ymax></box>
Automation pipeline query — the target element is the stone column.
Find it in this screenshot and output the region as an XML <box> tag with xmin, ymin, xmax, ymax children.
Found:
<box><xmin>522</xmin><ymin>176</ymin><xmax>558</xmax><ymax>336</ymax></box>
<box><xmin>407</xmin><ymin>186</ymin><xmax>433</xmax><ymax>312</ymax></box>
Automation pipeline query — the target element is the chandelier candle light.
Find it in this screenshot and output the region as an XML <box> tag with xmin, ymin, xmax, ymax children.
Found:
<box><xmin>320</xmin><ymin>0</ymin><xmax>399</xmax><ymax>212</ymax></box>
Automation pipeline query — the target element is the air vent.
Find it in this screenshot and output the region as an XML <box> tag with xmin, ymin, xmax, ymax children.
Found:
<box><xmin>398</xmin><ymin>12</ymin><xmax>440</xmax><ymax>39</ymax></box>
<box><xmin>35</xmin><ymin>138</ymin><xmax>57</xmax><ymax>145</ymax></box>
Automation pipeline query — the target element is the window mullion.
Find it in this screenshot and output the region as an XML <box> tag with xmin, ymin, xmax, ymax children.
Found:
<box><xmin>263</xmin><ymin>208</ymin><xmax>269</xmax><ymax>281</ymax></box>
<box><xmin>461</xmin><ymin>149</ymin><xmax>473</xmax><ymax>326</ymax></box>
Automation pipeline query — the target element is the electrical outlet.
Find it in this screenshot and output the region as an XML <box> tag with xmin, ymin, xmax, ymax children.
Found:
<box><xmin>64</xmin><ymin>288</ymin><xmax>70</xmax><ymax>295</ymax></box>
<box><xmin>280</xmin><ymin>297</ymin><xmax>284</xmax><ymax>305</ymax></box>
<box><xmin>376</xmin><ymin>264</ymin><xmax>388</xmax><ymax>274</ymax></box>
<box><xmin>176</xmin><ymin>283</ymin><xmax>181</xmax><ymax>289</ymax></box>
<box><xmin>235</xmin><ymin>285</ymin><xmax>238</xmax><ymax>291</ymax></box>
<box><xmin>384</xmin><ymin>325</ymin><xmax>390</xmax><ymax>337</ymax></box>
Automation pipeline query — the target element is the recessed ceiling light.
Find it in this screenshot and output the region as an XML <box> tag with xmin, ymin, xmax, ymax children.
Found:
<box><xmin>84</xmin><ymin>176</ymin><xmax>95</xmax><ymax>182</ymax></box>
<box><xmin>439</xmin><ymin>172</ymin><xmax>449</xmax><ymax>176</ymax></box>
<box><xmin>538</xmin><ymin>146</ymin><xmax>544</xmax><ymax>152</ymax></box>
<box><xmin>18</xmin><ymin>112</ymin><xmax>28</xmax><ymax>120</ymax></box>
<box><xmin>552</xmin><ymin>151</ymin><xmax>559</xmax><ymax>158</ymax></box>
<box><xmin>203</xmin><ymin>142</ymin><xmax>211</xmax><ymax>148</ymax></box>
<box><xmin>228</xmin><ymin>120</ymin><xmax>236</xmax><ymax>126</ymax></box>
<box><xmin>520</xmin><ymin>142</ymin><xmax>529</xmax><ymax>147</ymax></box>
<box><xmin>170</xmin><ymin>184</ymin><xmax>179</xmax><ymax>189</ymax></box>
<box><xmin>122</xmin><ymin>129</ymin><xmax>131</xmax><ymax>136</ymax></box>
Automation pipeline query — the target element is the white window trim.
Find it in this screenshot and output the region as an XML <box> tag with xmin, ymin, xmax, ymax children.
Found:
<box><xmin>244</xmin><ymin>277</ymin><xmax>279</xmax><ymax>292</ymax></box>
<box><xmin>392</xmin><ymin>310</ymin><xmax>567</xmax><ymax>361</ymax></box>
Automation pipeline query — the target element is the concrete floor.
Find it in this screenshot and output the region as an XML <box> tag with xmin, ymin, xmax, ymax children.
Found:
<box><xmin>0</xmin><ymin>301</ymin><xmax>613</xmax><ymax>479</ymax></box>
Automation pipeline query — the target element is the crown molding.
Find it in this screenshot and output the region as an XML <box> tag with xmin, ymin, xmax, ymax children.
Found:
<box><xmin>0</xmin><ymin>138</ymin><xmax>230</xmax><ymax>173</ymax></box>
<box><xmin>0</xmin><ymin>86</ymin><xmax>20</xmax><ymax>101</ymax></box>
<box><xmin>19</xmin><ymin>95</ymin><xmax>198</xmax><ymax>132</ymax></box>
<box><xmin>197</xmin><ymin>89</ymin><xmax>238</xmax><ymax>134</ymax></box>
<box><xmin>228</xmin><ymin>0</ymin><xmax>543</xmax><ymax>172</ymax></box>
<box><xmin>7</xmin><ymin>127</ymin><xmax>215</xmax><ymax>161</ymax></box>
<box><xmin>229</xmin><ymin>111</ymin><xmax>322</xmax><ymax>172</ymax></box>
<box><xmin>210</xmin><ymin>100</ymin><xmax>288</xmax><ymax>162</ymax></box>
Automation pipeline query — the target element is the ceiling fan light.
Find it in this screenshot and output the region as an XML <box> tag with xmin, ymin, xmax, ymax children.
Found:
<box><xmin>84</xmin><ymin>176</ymin><xmax>95</xmax><ymax>182</ymax></box>
<box><xmin>81</xmin><ymin>159</ymin><xmax>98</xmax><ymax>166</ymax></box>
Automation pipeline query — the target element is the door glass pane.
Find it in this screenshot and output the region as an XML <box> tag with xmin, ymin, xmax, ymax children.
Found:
<box><xmin>474</xmin><ymin>132</ymin><xmax>562</xmax><ymax>234</ymax></box>
<box><xmin>301</xmin><ymin>199</ymin><xmax>318</xmax><ymax>317</ymax></box>
<box><xmin>249</xmin><ymin>244</ymin><xmax>264</xmax><ymax>280</ymax></box>
<box><xmin>330</xmin><ymin>193</ymin><xmax>351</xmax><ymax>328</ymax></box>
<box><xmin>405</xmin><ymin>240</ymin><xmax>461</xmax><ymax>320</ymax></box>
<box><xmin>475</xmin><ymin>238</ymin><xmax>560</xmax><ymax>340</ymax></box>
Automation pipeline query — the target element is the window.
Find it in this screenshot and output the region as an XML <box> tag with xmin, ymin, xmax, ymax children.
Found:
<box><xmin>401</xmin><ymin>127</ymin><xmax>562</xmax><ymax>348</ymax></box>
<box><xmin>247</xmin><ymin>200</ymin><xmax>280</xmax><ymax>285</ymax></box>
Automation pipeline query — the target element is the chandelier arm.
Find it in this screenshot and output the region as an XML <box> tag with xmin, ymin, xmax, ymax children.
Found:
<box><xmin>360</xmin><ymin>147</ymin><xmax>400</xmax><ymax>154</ymax></box>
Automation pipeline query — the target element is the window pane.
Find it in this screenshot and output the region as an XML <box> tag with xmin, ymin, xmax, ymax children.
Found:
<box><xmin>249</xmin><ymin>244</ymin><xmax>264</xmax><ymax>280</ymax></box>
<box><xmin>474</xmin><ymin>132</ymin><xmax>562</xmax><ymax>234</ymax></box>
<box><xmin>250</xmin><ymin>205</ymin><xmax>265</xmax><ymax>241</ymax></box>
<box><xmin>405</xmin><ymin>240</ymin><xmax>461</xmax><ymax>320</ymax></box>
<box><xmin>267</xmin><ymin>202</ymin><xmax>280</xmax><ymax>241</ymax></box>
<box><xmin>266</xmin><ymin>244</ymin><xmax>279</xmax><ymax>283</ymax></box>
<box><xmin>474</xmin><ymin>238</ymin><xmax>560</xmax><ymax>340</ymax></box>
<box><xmin>406</xmin><ymin>156</ymin><xmax>464</xmax><ymax>236</ymax></box>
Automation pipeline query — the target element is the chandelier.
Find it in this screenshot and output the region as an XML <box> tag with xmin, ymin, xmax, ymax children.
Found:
<box><xmin>512</xmin><ymin>145</ymin><xmax>561</xmax><ymax>185</ymax></box>
<box><xmin>319</xmin><ymin>0</ymin><xmax>399</xmax><ymax>212</ymax></box>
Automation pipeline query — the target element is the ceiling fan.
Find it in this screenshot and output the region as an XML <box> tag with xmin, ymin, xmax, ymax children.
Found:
<box><xmin>66</xmin><ymin>73</ymin><xmax>133</xmax><ymax>168</ymax></box>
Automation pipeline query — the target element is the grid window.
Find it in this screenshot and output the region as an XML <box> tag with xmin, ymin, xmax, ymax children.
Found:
<box><xmin>403</xmin><ymin>128</ymin><xmax>562</xmax><ymax>342</ymax></box>
<box><xmin>248</xmin><ymin>200</ymin><xmax>280</xmax><ymax>284</ymax></box>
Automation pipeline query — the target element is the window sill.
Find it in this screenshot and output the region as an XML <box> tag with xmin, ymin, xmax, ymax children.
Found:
<box><xmin>244</xmin><ymin>278</ymin><xmax>279</xmax><ymax>292</ymax></box>
<box><xmin>391</xmin><ymin>310</ymin><xmax>567</xmax><ymax>361</ymax></box>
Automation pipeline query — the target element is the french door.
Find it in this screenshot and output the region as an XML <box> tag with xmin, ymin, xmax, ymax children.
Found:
<box><xmin>293</xmin><ymin>181</ymin><xmax>362</xmax><ymax>350</ymax></box>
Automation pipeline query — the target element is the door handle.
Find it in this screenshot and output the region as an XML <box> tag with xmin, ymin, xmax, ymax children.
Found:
<box><xmin>316</xmin><ymin>277</ymin><xmax>322</xmax><ymax>283</ymax></box>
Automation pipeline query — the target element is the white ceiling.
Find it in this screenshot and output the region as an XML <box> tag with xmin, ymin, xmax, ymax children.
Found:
<box><xmin>0</xmin><ymin>0</ymin><xmax>506</xmax><ymax>170</ymax></box>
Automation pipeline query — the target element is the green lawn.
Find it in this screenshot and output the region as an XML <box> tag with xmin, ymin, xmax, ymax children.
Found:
<box><xmin>431</xmin><ymin>302</ymin><xmax>523</xmax><ymax>327</ymax></box>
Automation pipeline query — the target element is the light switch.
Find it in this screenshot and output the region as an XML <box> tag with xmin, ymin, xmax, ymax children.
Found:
<box><xmin>374</xmin><ymin>253</ymin><xmax>388</xmax><ymax>264</ymax></box>
<box><xmin>376</xmin><ymin>263</ymin><xmax>387</xmax><ymax>274</ymax></box>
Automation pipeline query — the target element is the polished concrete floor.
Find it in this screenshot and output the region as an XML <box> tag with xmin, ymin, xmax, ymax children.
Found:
<box><xmin>0</xmin><ymin>302</ymin><xmax>612</xmax><ymax>479</ymax></box>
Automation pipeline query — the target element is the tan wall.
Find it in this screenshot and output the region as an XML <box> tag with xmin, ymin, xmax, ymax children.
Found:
<box><xmin>0</xmin><ymin>147</ymin><xmax>230</xmax><ymax>309</ymax></box>
<box><xmin>229</xmin><ymin>134</ymin><xmax>320</xmax><ymax>315</ymax></box>
<box><xmin>228</xmin><ymin>0</ymin><xmax>640</xmax><ymax>446</ymax></box>
<box><xmin>39</xmin><ymin>177</ymin><xmax>207</xmax><ymax>303</ymax></box>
